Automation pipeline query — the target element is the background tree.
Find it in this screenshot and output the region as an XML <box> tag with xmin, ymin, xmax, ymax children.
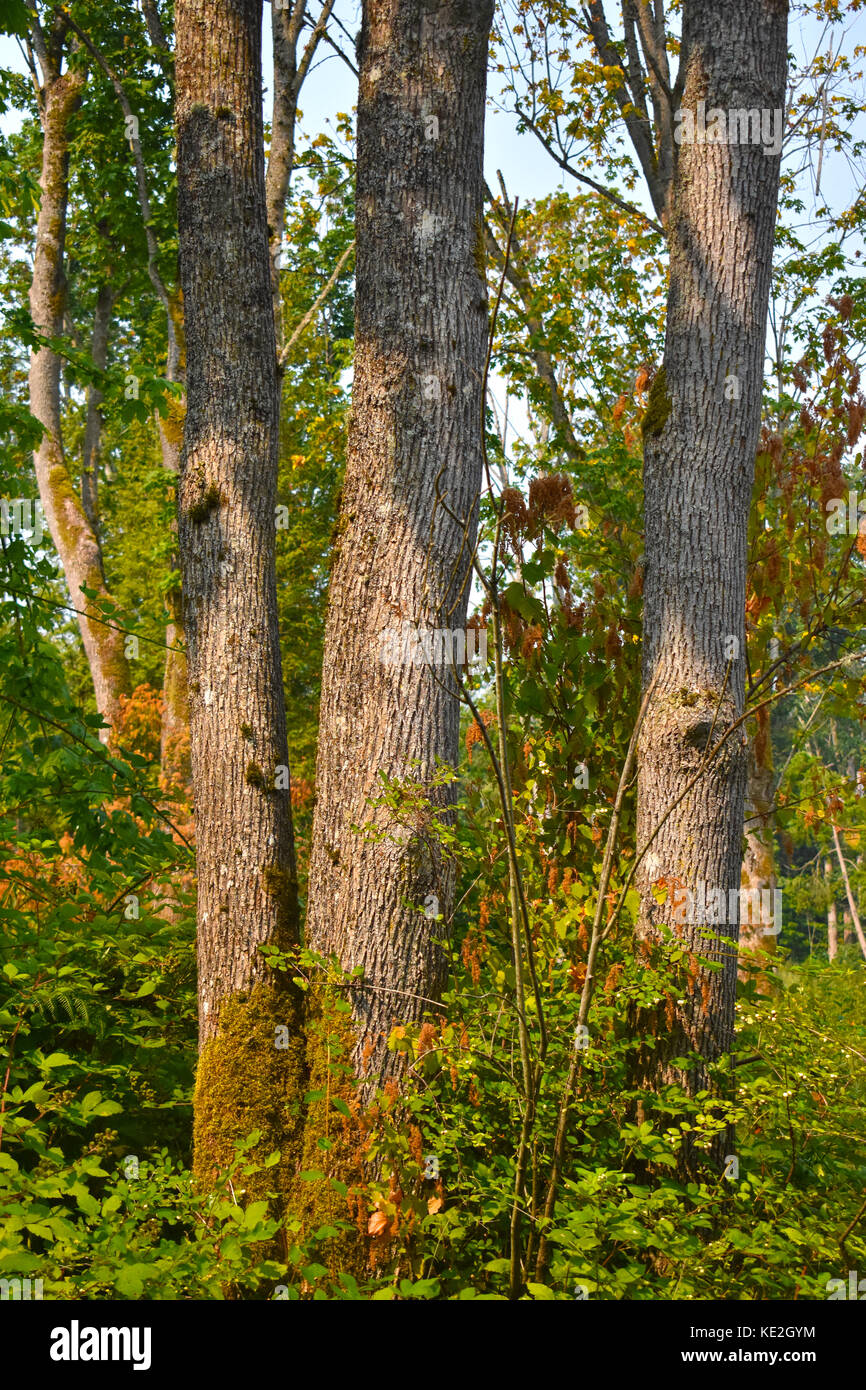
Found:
<box><xmin>25</xmin><ymin>7</ymin><xmax>131</xmax><ymax>738</ymax></box>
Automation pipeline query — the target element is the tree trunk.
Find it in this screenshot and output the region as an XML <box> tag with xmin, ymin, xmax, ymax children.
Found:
<box><xmin>156</xmin><ymin>292</ymin><xmax>191</xmax><ymax>794</ymax></box>
<box><xmin>175</xmin><ymin>0</ymin><xmax>304</xmax><ymax>1209</ymax></box>
<box><xmin>81</xmin><ymin>279</ymin><xmax>117</xmax><ymax>540</ymax></box>
<box><xmin>633</xmin><ymin>1</ymin><xmax>788</xmax><ymax>1113</ymax></box>
<box><xmin>831</xmin><ymin>821</ymin><xmax>866</xmax><ymax>961</ymax></box>
<box><xmin>305</xmin><ymin>0</ymin><xmax>494</xmax><ymax>1086</ymax></box>
<box><xmin>28</xmin><ymin>62</ymin><xmax>131</xmax><ymax>739</ymax></box>
<box><xmin>265</xmin><ymin>1</ymin><xmax>335</xmax><ymax>345</ymax></box>
<box><xmin>826</xmin><ymin>861</ymin><xmax>838</xmax><ymax>961</ymax></box>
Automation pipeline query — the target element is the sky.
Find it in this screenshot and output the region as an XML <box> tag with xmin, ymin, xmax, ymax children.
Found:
<box><xmin>4</xmin><ymin>7</ymin><xmax>860</xmax><ymax>208</ymax></box>
<box><xmin>2</xmin><ymin>2</ymin><xmax>865</xmax><ymax>457</ymax></box>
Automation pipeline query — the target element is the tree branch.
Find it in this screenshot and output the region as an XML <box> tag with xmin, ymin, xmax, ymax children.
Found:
<box><xmin>277</xmin><ymin>240</ymin><xmax>353</xmax><ymax>363</ymax></box>
<box><xmin>581</xmin><ymin>0</ymin><xmax>665</xmax><ymax>219</ymax></box>
<box><xmin>831</xmin><ymin>820</ymin><xmax>866</xmax><ymax>961</ymax></box>
<box><xmin>512</xmin><ymin>101</ymin><xmax>663</xmax><ymax>235</ymax></box>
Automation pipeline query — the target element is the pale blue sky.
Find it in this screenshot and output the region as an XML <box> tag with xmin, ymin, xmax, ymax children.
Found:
<box><xmin>2</xmin><ymin>4</ymin><xmax>864</xmax><ymax>457</ymax></box>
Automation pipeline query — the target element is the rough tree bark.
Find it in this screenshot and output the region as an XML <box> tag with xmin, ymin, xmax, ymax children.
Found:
<box><xmin>27</xmin><ymin>33</ymin><xmax>131</xmax><ymax>739</ymax></box>
<box><xmin>175</xmin><ymin>0</ymin><xmax>304</xmax><ymax>1207</ymax></box>
<box><xmin>633</xmin><ymin>1</ymin><xmax>788</xmax><ymax>1114</ymax></box>
<box><xmin>305</xmin><ymin>0</ymin><xmax>494</xmax><ymax>1086</ymax></box>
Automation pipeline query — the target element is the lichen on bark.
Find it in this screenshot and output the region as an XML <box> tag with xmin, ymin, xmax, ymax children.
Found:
<box><xmin>641</xmin><ymin>365</ymin><xmax>672</xmax><ymax>440</ymax></box>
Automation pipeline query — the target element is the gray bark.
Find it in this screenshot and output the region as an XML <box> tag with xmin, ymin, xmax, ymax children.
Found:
<box><xmin>633</xmin><ymin>0</ymin><xmax>788</xmax><ymax>1102</ymax></box>
<box><xmin>305</xmin><ymin>0</ymin><xmax>494</xmax><ymax>1085</ymax></box>
<box><xmin>175</xmin><ymin>0</ymin><xmax>299</xmax><ymax>1041</ymax></box>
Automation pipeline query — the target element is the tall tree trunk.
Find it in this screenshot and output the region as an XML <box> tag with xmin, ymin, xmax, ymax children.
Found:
<box><xmin>831</xmin><ymin>821</ymin><xmax>866</xmax><ymax>961</ymax></box>
<box><xmin>28</xmin><ymin>61</ymin><xmax>131</xmax><ymax>739</ymax></box>
<box><xmin>305</xmin><ymin>0</ymin><xmax>494</xmax><ymax>1087</ymax></box>
<box><xmin>633</xmin><ymin>1</ymin><xmax>788</xmax><ymax>1116</ymax></box>
<box><xmin>175</xmin><ymin>0</ymin><xmax>304</xmax><ymax>1210</ymax></box>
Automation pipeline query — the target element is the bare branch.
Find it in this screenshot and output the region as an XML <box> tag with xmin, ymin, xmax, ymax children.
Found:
<box><xmin>831</xmin><ymin>820</ymin><xmax>866</xmax><ymax>961</ymax></box>
<box><xmin>140</xmin><ymin>0</ymin><xmax>170</xmax><ymax>55</ymax></box>
<box><xmin>277</xmin><ymin>240</ymin><xmax>354</xmax><ymax>363</ymax></box>
<box><xmin>318</xmin><ymin>26</ymin><xmax>359</xmax><ymax>79</ymax></box>
<box><xmin>512</xmin><ymin>101</ymin><xmax>664</xmax><ymax>235</ymax></box>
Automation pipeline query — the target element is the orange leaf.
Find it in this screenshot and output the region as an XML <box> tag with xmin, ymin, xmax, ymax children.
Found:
<box><xmin>367</xmin><ymin>1210</ymin><xmax>389</xmax><ymax>1238</ymax></box>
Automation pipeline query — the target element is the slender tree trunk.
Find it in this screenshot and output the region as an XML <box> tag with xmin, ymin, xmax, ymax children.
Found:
<box><xmin>175</xmin><ymin>0</ymin><xmax>304</xmax><ymax>1208</ymax></box>
<box><xmin>28</xmin><ymin>62</ymin><xmax>131</xmax><ymax>739</ymax></box>
<box><xmin>826</xmin><ymin>860</ymin><xmax>838</xmax><ymax>961</ymax></box>
<box><xmin>81</xmin><ymin>279</ymin><xmax>117</xmax><ymax>539</ymax></box>
<box><xmin>740</xmin><ymin>708</ymin><xmax>778</xmax><ymax>989</ymax></box>
<box><xmin>156</xmin><ymin>292</ymin><xmax>191</xmax><ymax>793</ymax></box>
<box><xmin>305</xmin><ymin>0</ymin><xmax>494</xmax><ymax>1086</ymax></box>
<box><xmin>265</xmin><ymin>0</ymin><xmax>335</xmax><ymax>345</ymax></box>
<box><xmin>265</xmin><ymin>0</ymin><xmax>303</xmax><ymax>344</ymax></box>
<box><xmin>264</xmin><ymin>1</ymin><xmax>335</xmax><ymax>343</ymax></box>
<box><xmin>633</xmin><ymin>1</ymin><xmax>788</xmax><ymax>1115</ymax></box>
<box><xmin>831</xmin><ymin>821</ymin><xmax>866</xmax><ymax>961</ymax></box>
<box><xmin>68</xmin><ymin>6</ymin><xmax>190</xmax><ymax>784</ymax></box>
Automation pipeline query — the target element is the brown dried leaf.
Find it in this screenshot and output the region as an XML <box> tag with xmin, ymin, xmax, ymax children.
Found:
<box><xmin>367</xmin><ymin>1210</ymin><xmax>389</xmax><ymax>1238</ymax></box>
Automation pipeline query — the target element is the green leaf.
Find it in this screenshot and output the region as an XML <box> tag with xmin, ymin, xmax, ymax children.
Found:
<box><xmin>41</xmin><ymin>1052</ymin><xmax>75</xmax><ymax>1069</ymax></box>
<box><xmin>116</xmin><ymin>1265</ymin><xmax>150</xmax><ymax>1297</ymax></box>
